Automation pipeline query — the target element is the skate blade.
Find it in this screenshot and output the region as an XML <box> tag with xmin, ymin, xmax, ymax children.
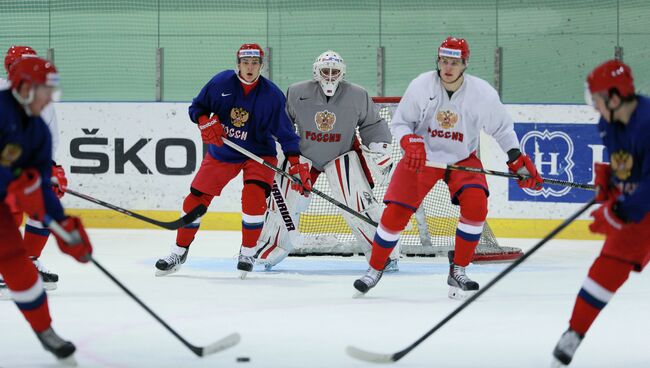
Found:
<box><xmin>352</xmin><ymin>291</ymin><xmax>367</xmax><ymax>299</ymax></box>
<box><xmin>550</xmin><ymin>358</ymin><xmax>568</xmax><ymax>368</ymax></box>
<box><xmin>239</xmin><ymin>271</ymin><xmax>249</xmax><ymax>280</ymax></box>
<box><xmin>57</xmin><ymin>354</ymin><xmax>78</xmax><ymax>366</ymax></box>
<box><xmin>44</xmin><ymin>282</ymin><xmax>58</xmax><ymax>291</ymax></box>
<box><xmin>155</xmin><ymin>265</ymin><xmax>181</xmax><ymax>277</ymax></box>
<box><xmin>448</xmin><ymin>286</ymin><xmax>477</xmax><ymax>300</ymax></box>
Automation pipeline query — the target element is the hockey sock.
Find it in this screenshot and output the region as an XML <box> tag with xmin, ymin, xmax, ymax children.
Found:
<box><xmin>176</xmin><ymin>192</ymin><xmax>213</xmax><ymax>247</ymax></box>
<box><xmin>569</xmin><ymin>255</ymin><xmax>633</xmax><ymax>335</ymax></box>
<box><xmin>454</xmin><ymin>188</ymin><xmax>487</xmax><ymax>267</ymax></box>
<box><xmin>369</xmin><ymin>203</ymin><xmax>412</xmax><ymax>270</ymax></box>
<box><xmin>241</xmin><ymin>183</ymin><xmax>267</xmax><ymax>249</ymax></box>
<box><xmin>23</xmin><ymin>218</ymin><xmax>50</xmax><ymax>258</ymax></box>
<box><xmin>0</xmin><ymin>251</ymin><xmax>51</xmax><ymax>332</ymax></box>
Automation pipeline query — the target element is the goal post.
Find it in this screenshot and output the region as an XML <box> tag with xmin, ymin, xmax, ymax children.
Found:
<box><xmin>289</xmin><ymin>97</ymin><xmax>523</xmax><ymax>263</ymax></box>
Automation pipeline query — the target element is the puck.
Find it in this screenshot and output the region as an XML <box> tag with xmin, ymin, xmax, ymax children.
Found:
<box><xmin>236</xmin><ymin>357</ymin><xmax>250</xmax><ymax>363</ymax></box>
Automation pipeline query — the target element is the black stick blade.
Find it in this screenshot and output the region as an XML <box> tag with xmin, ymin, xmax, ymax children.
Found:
<box><xmin>346</xmin><ymin>346</ymin><xmax>397</xmax><ymax>364</ymax></box>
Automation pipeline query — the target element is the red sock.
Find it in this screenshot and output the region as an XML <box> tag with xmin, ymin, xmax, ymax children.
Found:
<box><xmin>453</xmin><ymin>188</ymin><xmax>487</xmax><ymax>267</ymax></box>
<box><xmin>569</xmin><ymin>255</ymin><xmax>633</xmax><ymax>335</ymax></box>
<box><xmin>369</xmin><ymin>203</ymin><xmax>412</xmax><ymax>270</ymax></box>
<box><xmin>23</xmin><ymin>219</ymin><xmax>50</xmax><ymax>258</ymax></box>
<box><xmin>0</xmin><ymin>249</ymin><xmax>51</xmax><ymax>332</ymax></box>
<box><xmin>176</xmin><ymin>192</ymin><xmax>213</xmax><ymax>247</ymax></box>
<box><xmin>241</xmin><ymin>183</ymin><xmax>267</xmax><ymax>248</ymax></box>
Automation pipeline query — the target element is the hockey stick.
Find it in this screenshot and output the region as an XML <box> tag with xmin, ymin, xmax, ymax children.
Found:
<box><xmin>63</xmin><ymin>187</ymin><xmax>207</xmax><ymax>230</ymax></box>
<box><xmin>222</xmin><ymin>138</ymin><xmax>378</xmax><ymax>227</ymax></box>
<box><xmin>45</xmin><ymin>217</ymin><xmax>241</xmax><ymax>357</ymax></box>
<box><xmin>346</xmin><ymin>198</ymin><xmax>596</xmax><ymax>364</ymax></box>
<box><xmin>425</xmin><ymin>161</ymin><xmax>595</xmax><ymax>190</ymax></box>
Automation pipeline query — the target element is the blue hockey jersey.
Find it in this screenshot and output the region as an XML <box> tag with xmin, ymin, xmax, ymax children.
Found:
<box><xmin>598</xmin><ymin>95</ymin><xmax>650</xmax><ymax>223</ymax></box>
<box><xmin>0</xmin><ymin>89</ymin><xmax>65</xmax><ymax>221</ymax></box>
<box><xmin>189</xmin><ymin>70</ymin><xmax>300</xmax><ymax>162</ymax></box>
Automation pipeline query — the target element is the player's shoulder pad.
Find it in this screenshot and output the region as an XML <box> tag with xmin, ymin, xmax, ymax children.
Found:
<box><xmin>465</xmin><ymin>74</ymin><xmax>499</xmax><ymax>98</ymax></box>
<box><xmin>340</xmin><ymin>80</ymin><xmax>369</xmax><ymax>96</ymax></box>
<box><xmin>208</xmin><ymin>69</ymin><xmax>237</xmax><ymax>85</ymax></box>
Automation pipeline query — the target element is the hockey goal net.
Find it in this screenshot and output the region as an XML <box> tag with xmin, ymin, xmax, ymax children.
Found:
<box><xmin>290</xmin><ymin>97</ymin><xmax>522</xmax><ymax>263</ymax></box>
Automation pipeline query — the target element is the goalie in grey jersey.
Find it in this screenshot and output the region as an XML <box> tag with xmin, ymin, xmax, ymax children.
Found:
<box><xmin>255</xmin><ymin>50</ymin><xmax>400</xmax><ymax>270</ymax></box>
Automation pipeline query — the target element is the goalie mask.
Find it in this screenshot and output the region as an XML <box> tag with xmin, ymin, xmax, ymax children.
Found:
<box><xmin>313</xmin><ymin>50</ymin><xmax>346</xmax><ymax>97</ymax></box>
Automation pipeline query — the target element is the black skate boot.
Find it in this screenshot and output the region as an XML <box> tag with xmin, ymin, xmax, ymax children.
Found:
<box><xmin>552</xmin><ymin>328</ymin><xmax>584</xmax><ymax>366</ymax></box>
<box><xmin>36</xmin><ymin>327</ymin><xmax>77</xmax><ymax>366</ymax></box>
<box><xmin>155</xmin><ymin>245</ymin><xmax>189</xmax><ymax>277</ymax></box>
<box><xmin>31</xmin><ymin>257</ymin><xmax>59</xmax><ymax>290</ymax></box>
<box><xmin>237</xmin><ymin>254</ymin><xmax>255</xmax><ymax>279</ymax></box>
<box><xmin>353</xmin><ymin>266</ymin><xmax>384</xmax><ymax>296</ymax></box>
<box><xmin>447</xmin><ymin>250</ymin><xmax>479</xmax><ymax>300</ymax></box>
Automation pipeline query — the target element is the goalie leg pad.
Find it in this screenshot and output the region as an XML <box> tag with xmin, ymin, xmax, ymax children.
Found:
<box><xmin>176</xmin><ymin>189</ymin><xmax>213</xmax><ymax>247</ymax></box>
<box><xmin>368</xmin><ymin>203</ymin><xmax>412</xmax><ymax>271</ymax></box>
<box><xmin>569</xmin><ymin>254</ymin><xmax>633</xmax><ymax>335</ymax></box>
<box><xmin>453</xmin><ymin>187</ymin><xmax>487</xmax><ymax>267</ymax></box>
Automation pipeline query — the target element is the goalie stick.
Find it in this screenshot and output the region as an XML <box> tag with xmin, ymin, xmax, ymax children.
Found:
<box><xmin>45</xmin><ymin>217</ymin><xmax>241</xmax><ymax>357</ymax></box>
<box><xmin>222</xmin><ymin>138</ymin><xmax>378</xmax><ymax>228</ymax></box>
<box><xmin>425</xmin><ymin>161</ymin><xmax>595</xmax><ymax>190</ymax></box>
<box><xmin>63</xmin><ymin>187</ymin><xmax>207</xmax><ymax>230</ymax></box>
<box><xmin>346</xmin><ymin>198</ymin><xmax>596</xmax><ymax>364</ymax></box>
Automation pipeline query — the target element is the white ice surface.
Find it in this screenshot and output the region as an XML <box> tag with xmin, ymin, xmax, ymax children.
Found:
<box><xmin>1</xmin><ymin>230</ymin><xmax>648</xmax><ymax>368</ymax></box>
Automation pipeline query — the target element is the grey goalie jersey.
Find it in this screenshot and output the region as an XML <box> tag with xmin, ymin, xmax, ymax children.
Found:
<box><xmin>286</xmin><ymin>80</ymin><xmax>391</xmax><ymax>171</ymax></box>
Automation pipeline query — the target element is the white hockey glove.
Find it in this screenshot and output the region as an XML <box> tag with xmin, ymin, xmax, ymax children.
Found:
<box><xmin>362</xmin><ymin>142</ymin><xmax>394</xmax><ymax>186</ymax></box>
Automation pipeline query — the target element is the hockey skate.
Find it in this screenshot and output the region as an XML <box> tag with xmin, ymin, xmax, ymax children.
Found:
<box><xmin>384</xmin><ymin>258</ymin><xmax>399</xmax><ymax>273</ymax></box>
<box><xmin>551</xmin><ymin>329</ymin><xmax>583</xmax><ymax>367</ymax></box>
<box><xmin>32</xmin><ymin>258</ymin><xmax>58</xmax><ymax>290</ymax></box>
<box><xmin>353</xmin><ymin>266</ymin><xmax>384</xmax><ymax>297</ymax></box>
<box><xmin>237</xmin><ymin>254</ymin><xmax>255</xmax><ymax>279</ymax></box>
<box><xmin>155</xmin><ymin>245</ymin><xmax>189</xmax><ymax>277</ymax></box>
<box><xmin>447</xmin><ymin>250</ymin><xmax>479</xmax><ymax>300</ymax></box>
<box><xmin>36</xmin><ymin>327</ymin><xmax>77</xmax><ymax>366</ymax></box>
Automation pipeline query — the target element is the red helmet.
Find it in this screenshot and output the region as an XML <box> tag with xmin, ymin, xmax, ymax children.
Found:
<box><xmin>9</xmin><ymin>57</ymin><xmax>59</xmax><ymax>89</ymax></box>
<box><xmin>237</xmin><ymin>43</ymin><xmax>264</xmax><ymax>62</ymax></box>
<box><xmin>587</xmin><ymin>59</ymin><xmax>634</xmax><ymax>97</ymax></box>
<box><xmin>438</xmin><ymin>36</ymin><xmax>470</xmax><ymax>61</ymax></box>
<box><xmin>5</xmin><ymin>45</ymin><xmax>37</xmax><ymax>74</ymax></box>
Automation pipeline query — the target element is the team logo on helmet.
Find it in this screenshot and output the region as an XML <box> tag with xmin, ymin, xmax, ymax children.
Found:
<box><xmin>0</xmin><ymin>143</ymin><xmax>22</xmax><ymax>167</ymax></box>
<box><xmin>315</xmin><ymin>110</ymin><xmax>336</xmax><ymax>132</ymax></box>
<box><xmin>436</xmin><ymin>109</ymin><xmax>459</xmax><ymax>129</ymax></box>
<box><xmin>610</xmin><ymin>151</ymin><xmax>633</xmax><ymax>181</ymax></box>
<box><xmin>230</xmin><ymin>107</ymin><xmax>250</xmax><ymax>128</ymax></box>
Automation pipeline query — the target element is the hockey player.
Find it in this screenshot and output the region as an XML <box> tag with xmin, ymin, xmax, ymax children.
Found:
<box><xmin>0</xmin><ymin>45</ymin><xmax>67</xmax><ymax>291</ymax></box>
<box><xmin>155</xmin><ymin>43</ymin><xmax>308</xmax><ymax>278</ymax></box>
<box><xmin>352</xmin><ymin>36</ymin><xmax>543</xmax><ymax>299</ymax></box>
<box><xmin>255</xmin><ymin>50</ymin><xmax>399</xmax><ymax>271</ymax></box>
<box><xmin>1</xmin><ymin>56</ymin><xmax>93</xmax><ymax>364</ymax></box>
<box><xmin>551</xmin><ymin>60</ymin><xmax>650</xmax><ymax>366</ymax></box>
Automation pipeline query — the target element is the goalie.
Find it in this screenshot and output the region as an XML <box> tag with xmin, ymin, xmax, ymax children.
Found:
<box><xmin>255</xmin><ymin>50</ymin><xmax>400</xmax><ymax>271</ymax></box>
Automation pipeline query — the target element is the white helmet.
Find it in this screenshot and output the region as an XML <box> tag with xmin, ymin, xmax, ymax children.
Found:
<box><xmin>313</xmin><ymin>50</ymin><xmax>346</xmax><ymax>97</ymax></box>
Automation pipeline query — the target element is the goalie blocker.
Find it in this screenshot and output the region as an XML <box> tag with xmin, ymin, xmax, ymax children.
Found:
<box><xmin>256</xmin><ymin>150</ymin><xmax>399</xmax><ymax>269</ymax></box>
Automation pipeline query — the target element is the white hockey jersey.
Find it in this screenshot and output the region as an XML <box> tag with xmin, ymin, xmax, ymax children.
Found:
<box><xmin>0</xmin><ymin>77</ymin><xmax>60</xmax><ymax>161</ymax></box>
<box><xmin>391</xmin><ymin>71</ymin><xmax>519</xmax><ymax>164</ymax></box>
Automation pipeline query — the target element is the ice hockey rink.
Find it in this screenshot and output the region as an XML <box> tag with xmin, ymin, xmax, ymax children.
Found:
<box><xmin>1</xmin><ymin>229</ymin><xmax>648</xmax><ymax>368</ymax></box>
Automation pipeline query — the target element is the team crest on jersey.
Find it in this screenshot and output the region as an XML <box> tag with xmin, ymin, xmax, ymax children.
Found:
<box><xmin>610</xmin><ymin>150</ymin><xmax>633</xmax><ymax>180</ymax></box>
<box><xmin>230</xmin><ymin>107</ymin><xmax>250</xmax><ymax>128</ymax></box>
<box><xmin>436</xmin><ymin>109</ymin><xmax>459</xmax><ymax>129</ymax></box>
<box><xmin>315</xmin><ymin>110</ymin><xmax>336</xmax><ymax>132</ymax></box>
<box><xmin>0</xmin><ymin>143</ymin><xmax>22</xmax><ymax>167</ymax></box>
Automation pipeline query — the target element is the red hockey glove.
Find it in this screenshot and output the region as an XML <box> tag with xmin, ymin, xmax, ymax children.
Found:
<box><xmin>507</xmin><ymin>153</ymin><xmax>543</xmax><ymax>190</ymax></box>
<box><xmin>589</xmin><ymin>199</ymin><xmax>626</xmax><ymax>236</ymax></box>
<box><xmin>7</xmin><ymin>169</ymin><xmax>46</xmax><ymax>221</ymax></box>
<box><xmin>53</xmin><ymin>216</ymin><xmax>93</xmax><ymax>263</ymax></box>
<box><xmin>593</xmin><ymin>162</ymin><xmax>618</xmax><ymax>203</ymax></box>
<box><xmin>287</xmin><ymin>155</ymin><xmax>312</xmax><ymax>195</ymax></box>
<box><xmin>51</xmin><ymin>164</ymin><xmax>67</xmax><ymax>198</ymax></box>
<box><xmin>197</xmin><ymin>115</ymin><xmax>225</xmax><ymax>146</ymax></box>
<box><xmin>399</xmin><ymin>134</ymin><xmax>426</xmax><ymax>171</ymax></box>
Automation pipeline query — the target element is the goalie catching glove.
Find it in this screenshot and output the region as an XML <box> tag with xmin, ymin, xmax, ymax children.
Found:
<box><xmin>287</xmin><ymin>155</ymin><xmax>312</xmax><ymax>195</ymax></box>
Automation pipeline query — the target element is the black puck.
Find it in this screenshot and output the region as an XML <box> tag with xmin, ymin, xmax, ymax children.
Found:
<box><xmin>236</xmin><ymin>357</ymin><xmax>250</xmax><ymax>363</ymax></box>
